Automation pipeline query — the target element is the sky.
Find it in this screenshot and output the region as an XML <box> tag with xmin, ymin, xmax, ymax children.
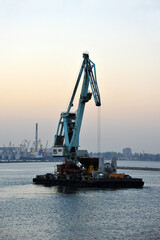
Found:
<box><xmin>0</xmin><ymin>0</ymin><xmax>160</xmax><ymax>154</ymax></box>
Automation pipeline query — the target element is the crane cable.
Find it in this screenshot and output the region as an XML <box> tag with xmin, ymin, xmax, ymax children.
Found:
<box><xmin>97</xmin><ymin>106</ymin><xmax>101</xmax><ymax>158</ymax></box>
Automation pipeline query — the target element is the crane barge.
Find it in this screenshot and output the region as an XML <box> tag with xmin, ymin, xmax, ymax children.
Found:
<box><xmin>33</xmin><ymin>53</ymin><xmax>144</xmax><ymax>188</ymax></box>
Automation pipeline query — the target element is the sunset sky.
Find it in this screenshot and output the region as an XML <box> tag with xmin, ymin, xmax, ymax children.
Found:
<box><xmin>0</xmin><ymin>0</ymin><xmax>160</xmax><ymax>153</ymax></box>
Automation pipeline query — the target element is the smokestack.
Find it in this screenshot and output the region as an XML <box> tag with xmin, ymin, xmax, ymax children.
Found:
<box><xmin>35</xmin><ymin>123</ymin><xmax>38</xmax><ymax>152</ymax></box>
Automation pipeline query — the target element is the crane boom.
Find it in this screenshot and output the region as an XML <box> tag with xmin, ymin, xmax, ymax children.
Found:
<box><xmin>52</xmin><ymin>53</ymin><xmax>101</xmax><ymax>161</ymax></box>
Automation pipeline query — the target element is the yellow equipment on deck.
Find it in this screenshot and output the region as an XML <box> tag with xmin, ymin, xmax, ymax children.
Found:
<box><xmin>108</xmin><ymin>173</ymin><xmax>125</xmax><ymax>179</ymax></box>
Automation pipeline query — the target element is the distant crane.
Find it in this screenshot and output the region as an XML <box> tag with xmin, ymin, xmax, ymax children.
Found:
<box><xmin>20</xmin><ymin>140</ymin><xmax>30</xmax><ymax>157</ymax></box>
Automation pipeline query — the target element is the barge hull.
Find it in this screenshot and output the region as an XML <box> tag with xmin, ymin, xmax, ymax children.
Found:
<box><xmin>33</xmin><ymin>177</ymin><xmax>144</xmax><ymax>188</ymax></box>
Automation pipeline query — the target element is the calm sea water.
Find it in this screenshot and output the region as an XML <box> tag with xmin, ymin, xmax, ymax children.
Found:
<box><xmin>0</xmin><ymin>161</ymin><xmax>160</xmax><ymax>240</ymax></box>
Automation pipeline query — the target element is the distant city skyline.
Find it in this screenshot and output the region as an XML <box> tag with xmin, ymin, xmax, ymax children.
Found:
<box><xmin>0</xmin><ymin>0</ymin><xmax>160</xmax><ymax>154</ymax></box>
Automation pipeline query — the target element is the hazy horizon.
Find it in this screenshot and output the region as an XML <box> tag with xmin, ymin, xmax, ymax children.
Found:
<box><xmin>0</xmin><ymin>0</ymin><xmax>160</xmax><ymax>154</ymax></box>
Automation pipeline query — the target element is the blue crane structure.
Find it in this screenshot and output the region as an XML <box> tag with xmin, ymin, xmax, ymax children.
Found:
<box><xmin>33</xmin><ymin>53</ymin><xmax>144</xmax><ymax>188</ymax></box>
<box><xmin>52</xmin><ymin>53</ymin><xmax>101</xmax><ymax>161</ymax></box>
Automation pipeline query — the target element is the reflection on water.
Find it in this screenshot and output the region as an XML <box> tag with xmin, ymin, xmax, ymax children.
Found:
<box><xmin>55</xmin><ymin>186</ymin><xmax>78</xmax><ymax>194</ymax></box>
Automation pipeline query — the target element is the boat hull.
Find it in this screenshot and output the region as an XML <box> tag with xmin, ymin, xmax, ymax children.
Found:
<box><xmin>33</xmin><ymin>174</ymin><xmax>144</xmax><ymax>189</ymax></box>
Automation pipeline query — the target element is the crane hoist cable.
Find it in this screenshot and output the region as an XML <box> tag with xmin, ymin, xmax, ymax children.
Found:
<box><xmin>97</xmin><ymin>106</ymin><xmax>101</xmax><ymax>158</ymax></box>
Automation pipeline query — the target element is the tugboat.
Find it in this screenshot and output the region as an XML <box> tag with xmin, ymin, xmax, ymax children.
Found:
<box><xmin>33</xmin><ymin>53</ymin><xmax>144</xmax><ymax>189</ymax></box>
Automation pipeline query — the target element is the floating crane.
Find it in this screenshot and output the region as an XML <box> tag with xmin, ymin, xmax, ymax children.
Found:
<box><xmin>52</xmin><ymin>53</ymin><xmax>101</xmax><ymax>161</ymax></box>
<box><xmin>33</xmin><ymin>54</ymin><xmax>144</xmax><ymax>188</ymax></box>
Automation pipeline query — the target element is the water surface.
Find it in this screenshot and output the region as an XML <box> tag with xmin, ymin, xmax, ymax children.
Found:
<box><xmin>0</xmin><ymin>162</ymin><xmax>160</xmax><ymax>240</ymax></box>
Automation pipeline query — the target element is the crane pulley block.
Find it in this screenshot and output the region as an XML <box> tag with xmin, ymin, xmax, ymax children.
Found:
<box><xmin>80</xmin><ymin>92</ymin><xmax>92</xmax><ymax>103</ymax></box>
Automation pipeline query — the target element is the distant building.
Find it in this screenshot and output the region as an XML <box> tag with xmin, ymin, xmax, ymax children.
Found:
<box><xmin>123</xmin><ymin>147</ymin><xmax>132</xmax><ymax>159</ymax></box>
